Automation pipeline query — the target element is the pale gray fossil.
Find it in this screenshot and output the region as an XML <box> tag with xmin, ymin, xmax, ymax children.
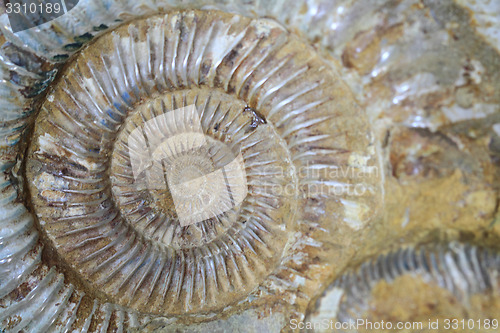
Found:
<box><xmin>306</xmin><ymin>243</ymin><xmax>500</xmax><ymax>332</ymax></box>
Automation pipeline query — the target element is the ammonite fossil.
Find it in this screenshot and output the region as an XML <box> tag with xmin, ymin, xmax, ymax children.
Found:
<box><xmin>306</xmin><ymin>243</ymin><xmax>500</xmax><ymax>332</ymax></box>
<box><xmin>0</xmin><ymin>0</ymin><xmax>499</xmax><ymax>332</ymax></box>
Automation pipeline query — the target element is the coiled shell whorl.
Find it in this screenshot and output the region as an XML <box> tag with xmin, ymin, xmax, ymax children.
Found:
<box><xmin>0</xmin><ymin>5</ymin><xmax>381</xmax><ymax>331</ymax></box>
<box><xmin>306</xmin><ymin>243</ymin><xmax>500</xmax><ymax>333</ymax></box>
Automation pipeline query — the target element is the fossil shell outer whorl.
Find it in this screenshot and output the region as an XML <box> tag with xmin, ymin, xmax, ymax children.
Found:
<box><xmin>109</xmin><ymin>88</ymin><xmax>296</xmax><ymax>253</ymax></box>
<box><xmin>22</xmin><ymin>8</ymin><xmax>379</xmax><ymax>320</ymax></box>
<box><xmin>306</xmin><ymin>243</ymin><xmax>500</xmax><ymax>332</ymax></box>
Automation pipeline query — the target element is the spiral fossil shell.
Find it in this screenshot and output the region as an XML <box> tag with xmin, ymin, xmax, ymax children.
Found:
<box><xmin>0</xmin><ymin>0</ymin><xmax>499</xmax><ymax>331</ymax></box>
<box><xmin>306</xmin><ymin>244</ymin><xmax>500</xmax><ymax>332</ymax></box>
